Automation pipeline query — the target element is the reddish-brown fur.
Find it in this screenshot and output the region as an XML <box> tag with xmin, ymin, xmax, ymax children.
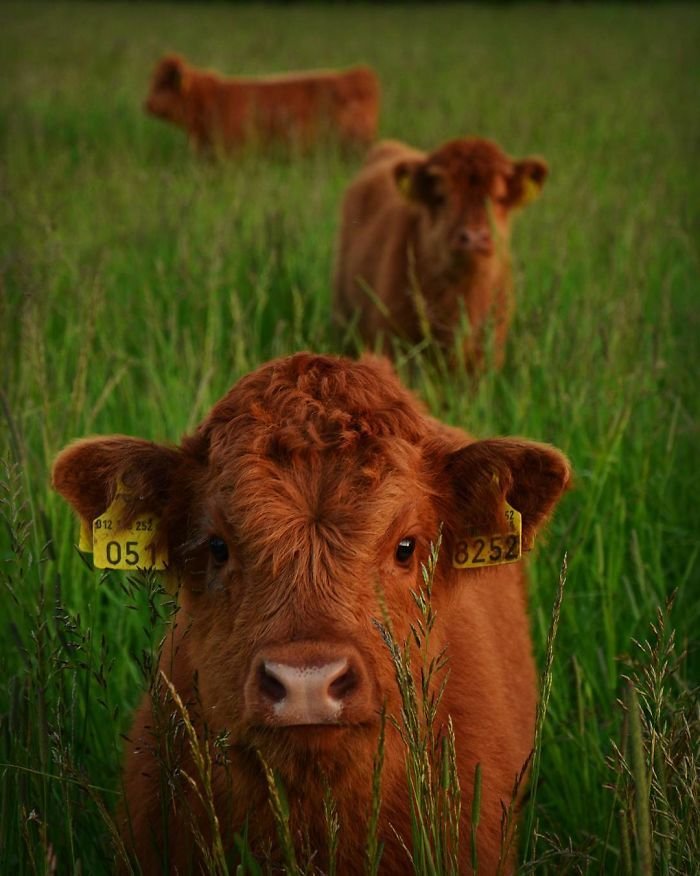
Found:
<box><xmin>333</xmin><ymin>138</ymin><xmax>548</xmax><ymax>369</ymax></box>
<box><xmin>145</xmin><ymin>54</ymin><xmax>380</xmax><ymax>154</ymax></box>
<box><xmin>52</xmin><ymin>353</ymin><xmax>569</xmax><ymax>874</ymax></box>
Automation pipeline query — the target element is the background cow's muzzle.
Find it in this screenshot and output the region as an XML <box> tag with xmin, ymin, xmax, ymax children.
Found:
<box><xmin>243</xmin><ymin>641</ymin><xmax>375</xmax><ymax>727</ymax></box>
<box><xmin>455</xmin><ymin>225</ymin><xmax>494</xmax><ymax>256</ymax></box>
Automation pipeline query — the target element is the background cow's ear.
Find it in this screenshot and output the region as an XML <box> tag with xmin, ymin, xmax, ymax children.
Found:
<box><xmin>443</xmin><ymin>438</ymin><xmax>570</xmax><ymax>551</ymax></box>
<box><xmin>52</xmin><ymin>436</ymin><xmax>183</xmax><ymax>533</ymax></box>
<box><xmin>394</xmin><ymin>160</ymin><xmax>446</xmax><ymax>207</ymax></box>
<box><xmin>505</xmin><ymin>157</ymin><xmax>549</xmax><ymax>208</ymax></box>
<box><xmin>158</xmin><ymin>55</ymin><xmax>186</xmax><ymax>92</ymax></box>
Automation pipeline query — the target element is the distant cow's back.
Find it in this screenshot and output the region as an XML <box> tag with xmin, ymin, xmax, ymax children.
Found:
<box><xmin>145</xmin><ymin>55</ymin><xmax>380</xmax><ymax>153</ymax></box>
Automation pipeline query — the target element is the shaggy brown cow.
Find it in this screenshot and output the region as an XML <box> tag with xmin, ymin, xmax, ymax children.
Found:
<box><xmin>145</xmin><ymin>54</ymin><xmax>380</xmax><ymax>153</ymax></box>
<box><xmin>52</xmin><ymin>353</ymin><xmax>569</xmax><ymax>873</ymax></box>
<box><xmin>333</xmin><ymin>138</ymin><xmax>548</xmax><ymax>369</ymax></box>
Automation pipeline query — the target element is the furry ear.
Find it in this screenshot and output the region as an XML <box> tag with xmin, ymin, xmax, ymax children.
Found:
<box><xmin>156</xmin><ymin>55</ymin><xmax>186</xmax><ymax>92</ymax></box>
<box><xmin>394</xmin><ymin>160</ymin><xmax>447</xmax><ymax>207</ymax></box>
<box><xmin>442</xmin><ymin>438</ymin><xmax>570</xmax><ymax>552</ymax></box>
<box><xmin>52</xmin><ymin>436</ymin><xmax>184</xmax><ymax>536</ymax></box>
<box><xmin>505</xmin><ymin>157</ymin><xmax>548</xmax><ymax>208</ymax></box>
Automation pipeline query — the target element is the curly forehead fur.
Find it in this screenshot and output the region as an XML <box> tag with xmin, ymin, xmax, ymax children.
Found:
<box><xmin>427</xmin><ymin>137</ymin><xmax>512</xmax><ymax>183</ymax></box>
<box><xmin>194</xmin><ymin>352</ymin><xmax>429</xmax><ymax>462</ymax></box>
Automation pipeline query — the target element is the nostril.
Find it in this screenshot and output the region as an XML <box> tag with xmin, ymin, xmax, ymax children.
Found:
<box><xmin>259</xmin><ymin>663</ymin><xmax>287</xmax><ymax>704</ymax></box>
<box><xmin>328</xmin><ymin>666</ymin><xmax>357</xmax><ymax>701</ymax></box>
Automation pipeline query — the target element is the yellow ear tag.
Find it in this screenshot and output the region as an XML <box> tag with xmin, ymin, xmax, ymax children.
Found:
<box><xmin>78</xmin><ymin>518</ymin><xmax>93</xmax><ymax>552</ymax></box>
<box><xmin>92</xmin><ymin>487</ymin><xmax>168</xmax><ymax>571</ymax></box>
<box><xmin>397</xmin><ymin>172</ymin><xmax>412</xmax><ymax>198</ymax></box>
<box><xmin>522</xmin><ymin>176</ymin><xmax>541</xmax><ymax>206</ymax></box>
<box><xmin>452</xmin><ymin>500</ymin><xmax>522</xmax><ymax>569</ymax></box>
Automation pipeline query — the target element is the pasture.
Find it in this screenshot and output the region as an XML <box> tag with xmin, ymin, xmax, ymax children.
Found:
<box><xmin>1</xmin><ymin>1</ymin><xmax>698</xmax><ymax>873</ymax></box>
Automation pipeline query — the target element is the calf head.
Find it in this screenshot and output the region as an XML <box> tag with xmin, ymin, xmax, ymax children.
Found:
<box><xmin>53</xmin><ymin>354</ymin><xmax>569</xmax><ymax>786</ymax></box>
<box><xmin>395</xmin><ymin>137</ymin><xmax>548</xmax><ymax>277</ymax></box>
<box><xmin>144</xmin><ymin>54</ymin><xmax>191</xmax><ymax>126</ymax></box>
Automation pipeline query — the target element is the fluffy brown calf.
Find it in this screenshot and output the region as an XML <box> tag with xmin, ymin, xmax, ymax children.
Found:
<box><xmin>145</xmin><ymin>54</ymin><xmax>380</xmax><ymax>153</ymax></box>
<box><xmin>53</xmin><ymin>353</ymin><xmax>569</xmax><ymax>873</ymax></box>
<box><xmin>334</xmin><ymin>138</ymin><xmax>548</xmax><ymax>369</ymax></box>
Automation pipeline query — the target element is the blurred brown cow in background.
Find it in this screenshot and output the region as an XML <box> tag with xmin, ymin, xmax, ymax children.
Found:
<box><xmin>53</xmin><ymin>352</ymin><xmax>569</xmax><ymax>874</ymax></box>
<box><xmin>145</xmin><ymin>54</ymin><xmax>380</xmax><ymax>154</ymax></box>
<box><xmin>333</xmin><ymin>138</ymin><xmax>548</xmax><ymax>370</ymax></box>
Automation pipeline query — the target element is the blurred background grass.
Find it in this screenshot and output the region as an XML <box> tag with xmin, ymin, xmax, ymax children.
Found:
<box><xmin>1</xmin><ymin>2</ymin><xmax>698</xmax><ymax>872</ymax></box>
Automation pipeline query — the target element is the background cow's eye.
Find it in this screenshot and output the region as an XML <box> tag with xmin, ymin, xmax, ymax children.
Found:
<box><xmin>395</xmin><ymin>537</ymin><xmax>416</xmax><ymax>564</ymax></box>
<box><xmin>209</xmin><ymin>536</ymin><xmax>229</xmax><ymax>565</ymax></box>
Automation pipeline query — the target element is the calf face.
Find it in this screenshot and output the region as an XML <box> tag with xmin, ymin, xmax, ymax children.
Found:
<box><xmin>396</xmin><ymin>138</ymin><xmax>547</xmax><ymax>278</ymax></box>
<box><xmin>52</xmin><ymin>353</ymin><xmax>569</xmax><ymax>869</ymax></box>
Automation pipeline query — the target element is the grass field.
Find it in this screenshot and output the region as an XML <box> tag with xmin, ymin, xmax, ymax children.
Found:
<box><xmin>1</xmin><ymin>1</ymin><xmax>699</xmax><ymax>873</ymax></box>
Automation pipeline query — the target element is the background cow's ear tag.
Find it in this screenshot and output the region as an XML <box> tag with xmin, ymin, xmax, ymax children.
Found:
<box><xmin>521</xmin><ymin>176</ymin><xmax>541</xmax><ymax>206</ymax></box>
<box><xmin>92</xmin><ymin>483</ymin><xmax>168</xmax><ymax>571</ymax></box>
<box><xmin>397</xmin><ymin>171</ymin><xmax>413</xmax><ymax>198</ymax></box>
<box><xmin>453</xmin><ymin>499</ymin><xmax>523</xmax><ymax>570</ymax></box>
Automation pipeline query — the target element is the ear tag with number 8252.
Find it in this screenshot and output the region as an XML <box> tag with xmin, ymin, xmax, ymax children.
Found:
<box><xmin>452</xmin><ymin>500</ymin><xmax>522</xmax><ymax>569</ymax></box>
<box><xmin>92</xmin><ymin>489</ymin><xmax>168</xmax><ymax>571</ymax></box>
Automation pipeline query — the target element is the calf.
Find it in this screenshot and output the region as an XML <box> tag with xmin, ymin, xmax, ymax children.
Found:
<box><xmin>144</xmin><ymin>54</ymin><xmax>380</xmax><ymax>154</ymax></box>
<box><xmin>333</xmin><ymin>138</ymin><xmax>548</xmax><ymax>369</ymax></box>
<box><xmin>53</xmin><ymin>353</ymin><xmax>569</xmax><ymax>873</ymax></box>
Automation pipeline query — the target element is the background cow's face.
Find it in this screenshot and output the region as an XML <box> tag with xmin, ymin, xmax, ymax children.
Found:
<box><xmin>53</xmin><ymin>354</ymin><xmax>569</xmax><ymax>775</ymax></box>
<box><xmin>395</xmin><ymin>138</ymin><xmax>548</xmax><ymax>276</ymax></box>
<box><xmin>144</xmin><ymin>55</ymin><xmax>189</xmax><ymax>125</ymax></box>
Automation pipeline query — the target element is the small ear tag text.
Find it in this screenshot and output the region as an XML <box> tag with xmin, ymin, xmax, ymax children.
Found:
<box><xmin>453</xmin><ymin>500</ymin><xmax>522</xmax><ymax>569</ymax></box>
<box><xmin>92</xmin><ymin>492</ymin><xmax>168</xmax><ymax>571</ymax></box>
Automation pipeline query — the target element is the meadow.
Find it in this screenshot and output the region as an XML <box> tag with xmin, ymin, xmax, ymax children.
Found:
<box><xmin>1</xmin><ymin>1</ymin><xmax>699</xmax><ymax>873</ymax></box>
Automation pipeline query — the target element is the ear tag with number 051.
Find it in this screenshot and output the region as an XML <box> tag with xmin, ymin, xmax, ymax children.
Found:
<box><xmin>453</xmin><ymin>500</ymin><xmax>522</xmax><ymax>569</ymax></box>
<box><xmin>92</xmin><ymin>489</ymin><xmax>168</xmax><ymax>571</ymax></box>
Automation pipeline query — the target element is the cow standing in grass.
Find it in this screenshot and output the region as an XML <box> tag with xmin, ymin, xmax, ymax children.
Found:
<box><xmin>145</xmin><ymin>54</ymin><xmax>380</xmax><ymax>154</ymax></box>
<box><xmin>334</xmin><ymin>138</ymin><xmax>548</xmax><ymax>370</ymax></box>
<box><xmin>53</xmin><ymin>353</ymin><xmax>569</xmax><ymax>873</ymax></box>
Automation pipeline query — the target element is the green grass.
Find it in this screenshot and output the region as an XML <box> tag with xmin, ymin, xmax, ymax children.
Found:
<box><xmin>1</xmin><ymin>1</ymin><xmax>699</xmax><ymax>873</ymax></box>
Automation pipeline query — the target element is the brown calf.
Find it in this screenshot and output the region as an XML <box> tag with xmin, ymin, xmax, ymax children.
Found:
<box><xmin>145</xmin><ymin>54</ymin><xmax>380</xmax><ymax>153</ymax></box>
<box><xmin>53</xmin><ymin>353</ymin><xmax>569</xmax><ymax>873</ymax></box>
<box><xmin>333</xmin><ymin>138</ymin><xmax>548</xmax><ymax>369</ymax></box>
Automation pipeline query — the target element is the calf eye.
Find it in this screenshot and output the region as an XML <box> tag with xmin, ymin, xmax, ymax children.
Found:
<box><xmin>209</xmin><ymin>536</ymin><xmax>229</xmax><ymax>565</ymax></box>
<box><xmin>395</xmin><ymin>537</ymin><xmax>416</xmax><ymax>564</ymax></box>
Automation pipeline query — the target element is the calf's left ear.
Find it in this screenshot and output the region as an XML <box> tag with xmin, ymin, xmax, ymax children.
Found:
<box><xmin>506</xmin><ymin>157</ymin><xmax>548</xmax><ymax>208</ymax></box>
<box><xmin>443</xmin><ymin>438</ymin><xmax>570</xmax><ymax>552</ymax></box>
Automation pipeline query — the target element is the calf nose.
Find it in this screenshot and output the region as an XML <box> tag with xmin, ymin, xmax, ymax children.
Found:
<box><xmin>457</xmin><ymin>227</ymin><xmax>493</xmax><ymax>254</ymax></box>
<box><xmin>246</xmin><ymin>642</ymin><xmax>373</xmax><ymax>726</ymax></box>
<box><xmin>259</xmin><ymin>659</ymin><xmax>354</xmax><ymax>723</ymax></box>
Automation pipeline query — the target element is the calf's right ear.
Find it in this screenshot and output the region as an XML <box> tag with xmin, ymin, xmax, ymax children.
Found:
<box><xmin>394</xmin><ymin>160</ymin><xmax>446</xmax><ymax>207</ymax></box>
<box><xmin>52</xmin><ymin>436</ymin><xmax>184</xmax><ymax>536</ymax></box>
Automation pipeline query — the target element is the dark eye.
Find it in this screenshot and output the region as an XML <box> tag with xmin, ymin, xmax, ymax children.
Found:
<box><xmin>209</xmin><ymin>536</ymin><xmax>229</xmax><ymax>565</ymax></box>
<box><xmin>395</xmin><ymin>537</ymin><xmax>416</xmax><ymax>564</ymax></box>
